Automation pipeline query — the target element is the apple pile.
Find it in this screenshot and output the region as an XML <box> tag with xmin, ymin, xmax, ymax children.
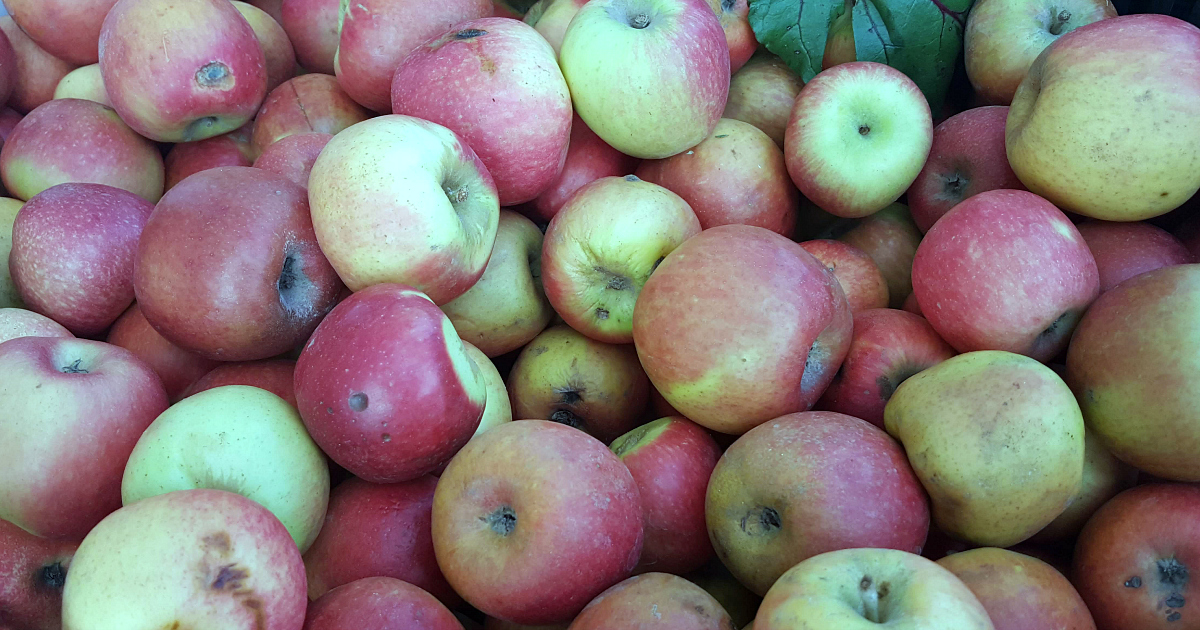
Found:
<box><xmin>1</xmin><ymin>0</ymin><xmax>1199</xmax><ymax>628</ymax></box>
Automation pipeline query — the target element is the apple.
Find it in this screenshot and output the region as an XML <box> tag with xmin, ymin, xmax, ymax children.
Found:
<box><xmin>99</xmin><ymin>0</ymin><xmax>267</xmax><ymax>142</ymax></box>
<box><xmin>0</xmin><ymin>336</ymin><xmax>168</xmax><ymax>539</ymax></box>
<box><xmin>164</xmin><ymin>131</ymin><xmax>257</xmax><ymax>191</ymax></box>
<box><xmin>307</xmin><ymin>115</ymin><xmax>500</xmax><ymax>303</ymax></box>
<box><xmin>542</xmin><ymin>175</ymin><xmax>701</xmax><ymax>344</ymax></box>
<box><xmin>755</xmin><ymin>548</ymin><xmax>993</xmax><ymax>630</ymax></box>
<box><xmin>838</xmin><ymin>202</ymin><xmax>923</xmax><ymax>308</ymax></box>
<box><xmin>0</xmin><ymin>107</ymin><xmax>21</xmax><ymax>146</ymax></box>
<box><xmin>785</xmin><ymin>61</ymin><xmax>933</xmax><ymax>219</ymax></box>
<box><xmin>0</xmin><ymin>16</ymin><xmax>77</xmax><ymax>115</ymax></box>
<box><xmin>964</xmin><ymin>0</ymin><xmax>1117</xmax><ymax>105</ymax></box>
<box><xmin>633</xmin><ymin>225</ymin><xmax>853</xmax><ymax>435</ymax></box>
<box><xmin>304</xmin><ymin>577</ymin><xmax>463</xmax><ymax>630</ymax></box>
<box><xmin>609</xmin><ymin>416</ymin><xmax>722</xmax><ymax>575</ymax></box>
<box><xmin>442</xmin><ymin>210</ymin><xmax>554</xmax><ymax>358</ymax></box>
<box><xmin>135</xmin><ymin>166</ymin><xmax>342</xmax><ymax>361</ymax></box>
<box><xmin>0</xmin><ymin>195</ymin><xmax>24</xmax><ymax>308</ymax></box>
<box><xmin>0</xmin><ymin>98</ymin><xmax>165</xmax><ymax>202</ymax></box>
<box><xmin>60</xmin><ymin>489</ymin><xmax>307</xmax><ymax>630</ymax></box>
<box><xmin>799</xmin><ymin>239</ymin><xmax>890</xmax><ymax>313</ymax></box>
<box><xmin>301</xmin><ymin>475</ymin><xmax>458</xmax><ymax>605</ymax></box>
<box><xmin>529</xmin><ymin>114</ymin><xmax>641</xmax><ymax>223</ymax></box>
<box><xmin>280</xmin><ymin>0</ymin><xmax>340</xmax><ymax>74</ymax></box>
<box><xmin>0</xmin><ymin>28</ymin><xmax>13</xmax><ymax>106</ymax></box>
<box><xmin>522</xmin><ymin>0</ymin><xmax>588</xmax><ymax>55</ymax></box>
<box><xmin>231</xmin><ymin>1</ymin><xmax>296</xmax><ymax>93</ymax></box>
<box><xmin>1006</xmin><ymin>15</ymin><xmax>1200</xmax><ymax>221</ymax></box>
<box><xmin>1065</xmin><ymin>264</ymin><xmax>1200</xmax><ymax>481</ymax></box>
<box><xmin>253</xmin><ymin>132</ymin><xmax>332</xmax><ymax>189</ymax></box>
<box><xmin>3</xmin><ymin>0</ymin><xmax>115</xmax><ymax>64</ymax></box>
<box><xmin>0</xmin><ymin>518</ymin><xmax>79</xmax><ymax>630</ymax></box>
<box><xmin>333</xmin><ymin>0</ymin><xmax>492</xmax><ymax>113</ymax></box>
<box><xmin>1031</xmin><ymin>429</ymin><xmax>1137</xmax><ymax>542</ymax></box>
<box><xmin>485</xmin><ymin>619</ymin><xmax>568</xmax><ymax>630</ymax></box>
<box><xmin>432</xmin><ymin>420</ymin><xmax>643</xmax><ymax>625</ymax></box>
<box><xmin>635</xmin><ymin>118</ymin><xmax>800</xmax><ymax>237</ymax></box>
<box><xmin>391</xmin><ymin>18</ymin><xmax>573</xmax><ymax>206</ymax></box>
<box><xmin>121</xmin><ymin>385</ymin><xmax>330</xmax><ymax>552</ymax></box>
<box><xmin>684</xmin><ymin>557</ymin><xmax>763</xmax><ymax>630</ymax></box>
<box><xmin>251</xmin><ymin>73</ymin><xmax>371</xmax><ymax>154</ymax></box>
<box><xmin>1076</xmin><ymin>220</ymin><xmax>1195</xmax><ymax>293</ymax></box>
<box><xmin>570</xmin><ymin>572</ymin><xmax>734</xmax><ymax>629</ymax></box>
<box><xmin>816</xmin><ymin>308</ymin><xmax>957</xmax><ymax>428</ymax></box>
<box><xmin>723</xmin><ymin>52</ymin><xmax>804</xmax><ymax>148</ymax></box>
<box><xmin>937</xmin><ymin>548</ymin><xmax>1095</xmax><ymax>630</ymax></box>
<box><xmin>106</xmin><ymin>303</ymin><xmax>220</xmax><ymax>401</ymax></box>
<box><xmin>461</xmin><ymin>341</ymin><xmax>514</xmax><ymax>434</ymax></box>
<box><xmin>295</xmin><ymin>283</ymin><xmax>486</xmax><ymax>483</ymax></box>
<box><xmin>559</xmin><ymin>0</ymin><xmax>729</xmax><ymax>159</ymax></box>
<box><xmin>707</xmin><ymin>411</ymin><xmax>930</xmax><ymax>595</ymax></box>
<box><xmin>907</xmin><ymin>106</ymin><xmax>1025</xmax><ymax>233</ymax></box>
<box><xmin>52</xmin><ymin>64</ymin><xmax>111</xmax><ymax>106</ymax></box>
<box><xmin>885</xmin><ymin>350</ymin><xmax>1085</xmax><ymax>547</ymax></box>
<box><xmin>507</xmin><ymin>324</ymin><xmax>651</xmax><ymax>444</ymax></box>
<box><xmin>705</xmin><ymin>0</ymin><xmax>755</xmax><ymax>72</ymax></box>
<box><xmin>0</xmin><ymin>307</ymin><xmax>73</xmax><ymax>344</ymax></box>
<box><xmin>181</xmin><ymin>359</ymin><xmax>298</xmax><ymax>407</ymax></box>
<box><xmin>912</xmin><ymin>189</ymin><xmax>1100</xmax><ymax>361</ymax></box>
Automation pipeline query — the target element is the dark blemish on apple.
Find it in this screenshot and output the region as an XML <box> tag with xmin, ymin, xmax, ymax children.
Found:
<box><xmin>1160</xmin><ymin>557</ymin><xmax>1189</xmax><ymax>586</ymax></box>
<box><xmin>454</xmin><ymin>29</ymin><xmax>488</xmax><ymax>40</ymax></box>
<box><xmin>595</xmin><ymin>308</ymin><xmax>610</xmax><ymax>320</ymax></box>
<box><xmin>202</xmin><ymin>532</ymin><xmax>232</xmax><ymax>553</ymax></box>
<box><xmin>60</xmin><ymin>358</ymin><xmax>88</xmax><ymax>374</ymax></box>
<box><xmin>1169</xmin><ymin>611</ymin><xmax>1183</xmax><ymax>622</ymax></box>
<box><xmin>211</xmin><ymin>564</ymin><xmax>249</xmax><ymax>591</ymax></box>
<box><xmin>714</xmin><ymin>134</ymin><xmax>729</xmax><ymax>138</ymax></box>
<box><xmin>556</xmin><ymin>387</ymin><xmax>583</xmax><ymax>405</ymax></box>
<box><xmin>243</xmin><ymin>597</ymin><xmax>266</xmax><ymax>630</ymax></box>
<box><xmin>624</xmin><ymin>174</ymin><xmax>640</xmax><ymax>182</ymax></box>
<box><xmin>606</xmin><ymin>275</ymin><xmax>631</xmax><ymax>291</ymax></box>
<box><xmin>326</xmin><ymin>406</ymin><xmax>335</xmax><ymax>414</ymax></box>
<box><xmin>39</xmin><ymin>561</ymin><xmax>67</xmax><ymax>590</ymax></box>
<box><xmin>382</xmin><ymin>433</ymin><xmax>391</xmax><ymax>443</ymax></box>
<box><xmin>550</xmin><ymin>408</ymin><xmax>587</xmax><ymax>431</ymax></box>
<box><xmin>1166</xmin><ymin>593</ymin><xmax>1186</xmax><ymax>608</ymax></box>
<box><xmin>721</xmin><ymin>0</ymin><xmax>737</xmax><ymax>10</ymax></box>
<box><xmin>740</xmin><ymin>506</ymin><xmax>781</xmax><ymax>536</ymax></box>
<box><xmin>484</xmin><ymin>506</ymin><xmax>517</xmax><ymax>536</ymax></box>
<box><xmin>1126</xmin><ymin>576</ymin><xmax>1142</xmax><ymax>588</ymax></box>
<box><xmin>650</xmin><ymin>256</ymin><xmax>665</xmax><ymax>274</ymax></box>
<box><xmin>1047</xmin><ymin>9</ymin><xmax>1072</xmax><ymax>35</ymax></box>
<box><xmin>348</xmin><ymin>392</ymin><xmax>368</xmax><ymax>411</ymax></box>
<box><xmin>1162</xmin><ymin>191</ymin><xmax>1170</xmax><ymax>197</ymax></box>
<box><xmin>858</xmin><ymin>125</ymin><xmax>871</xmax><ymax>136</ymax></box>
<box><xmin>942</xmin><ymin>171</ymin><xmax>967</xmax><ymax>200</ymax></box>
<box><xmin>195</xmin><ymin>62</ymin><xmax>233</xmax><ymax>89</ymax></box>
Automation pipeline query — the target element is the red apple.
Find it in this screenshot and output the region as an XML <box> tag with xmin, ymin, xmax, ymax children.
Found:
<box><xmin>0</xmin><ymin>17</ymin><xmax>76</xmax><ymax>115</ymax></box>
<box><xmin>0</xmin><ymin>107</ymin><xmax>22</xmax><ymax>145</ymax></box>
<box><xmin>99</xmin><ymin>0</ymin><xmax>267</xmax><ymax>142</ymax></box>
<box><xmin>251</xmin><ymin>73</ymin><xmax>371</xmax><ymax>154</ymax></box>
<box><xmin>912</xmin><ymin>189</ymin><xmax>1100</xmax><ymax>361</ymax></box>
<box><xmin>2</xmin><ymin>0</ymin><xmax>114</xmax><ymax>66</ymax></box>
<box><xmin>1076</xmin><ymin>220</ymin><xmax>1195</xmax><ymax>293</ymax></box>
<box><xmin>163</xmin><ymin>132</ymin><xmax>256</xmax><ymax>192</ymax></box>
<box><xmin>304</xmin><ymin>577</ymin><xmax>463</xmax><ymax>630</ymax></box>
<box><xmin>610</xmin><ymin>417</ymin><xmax>722</xmax><ymax>575</ymax></box>
<box><xmin>248</xmin><ymin>0</ymin><xmax>286</xmax><ymax>22</ymax></box>
<box><xmin>723</xmin><ymin>52</ymin><xmax>804</xmax><ymax>148</ymax></box>
<box><xmin>632</xmin><ymin>225</ymin><xmax>853</xmax><ymax>435</ymax></box>
<box><xmin>295</xmin><ymin>283</ymin><xmax>486</xmax><ymax>483</ymax></box>
<box><xmin>635</xmin><ymin>118</ymin><xmax>799</xmax><ymax>237</ymax></box>
<box><xmin>182</xmin><ymin>359</ymin><xmax>298</xmax><ymax>407</ymax></box>
<box><xmin>528</xmin><ymin>114</ymin><xmax>640</xmax><ymax>223</ymax></box>
<box><xmin>938</xmin><ymin>547</ymin><xmax>1096</xmax><ymax>630</ymax></box>
<box><xmin>571</xmin><ymin>572</ymin><xmax>734</xmax><ymax>629</ymax></box>
<box><xmin>134</xmin><ymin>166</ymin><xmax>342</xmax><ymax>361</ymax></box>
<box><xmin>0</xmin><ymin>28</ymin><xmax>15</xmax><ymax>106</ymax></box>
<box><xmin>799</xmin><ymin>239</ymin><xmax>890</xmax><ymax>313</ymax></box>
<box><xmin>106</xmin><ymin>303</ymin><xmax>220</xmax><ymax>402</ymax></box>
<box><xmin>0</xmin><ymin>307</ymin><xmax>73</xmax><ymax>344</ymax></box>
<box><xmin>707</xmin><ymin>0</ymin><xmax>756</xmax><ymax>73</ymax></box>
<box><xmin>522</xmin><ymin>0</ymin><xmax>588</xmax><ymax>55</ymax></box>
<box><xmin>432</xmin><ymin>420</ymin><xmax>643</xmax><ymax>625</ymax></box>
<box><xmin>391</xmin><ymin>18</ymin><xmax>572</xmax><ymax>206</ymax></box>
<box><xmin>232</xmin><ymin>1</ymin><xmax>296</xmax><ymax>93</ymax></box>
<box><xmin>280</xmin><ymin>0</ymin><xmax>340</xmax><ymax>74</ymax></box>
<box><xmin>838</xmin><ymin>202</ymin><xmax>924</xmax><ymax>308</ymax></box>
<box><xmin>1073</xmin><ymin>483</ymin><xmax>1200</xmax><ymax>630</ymax></box>
<box><xmin>334</xmin><ymin>0</ymin><xmax>492</xmax><ymax>112</ymax></box>
<box><xmin>484</xmin><ymin>619</ymin><xmax>568</xmax><ymax>630</ymax></box>
<box><xmin>0</xmin><ymin>518</ymin><xmax>78</xmax><ymax>630</ymax></box>
<box><xmin>0</xmin><ymin>336</ymin><xmax>168</xmax><ymax>539</ymax></box>
<box><xmin>706</xmin><ymin>411</ymin><xmax>930</xmax><ymax>595</ymax></box>
<box><xmin>253</xmin><ymin>132</ymin><xmax>332</xmax><ymax>189</ymax></box>
<box><xmin>907</xmin><ymin>106</ymin><xmax>1025</xmax><ymax>233</ymax></box>
<box><xmin>0</xmin><ymin>98</ymin><xmax>165</xmax><ymax>202</ymax></box>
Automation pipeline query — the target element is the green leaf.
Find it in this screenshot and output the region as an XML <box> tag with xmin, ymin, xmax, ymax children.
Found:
<box><xmin>747</xmin><ymin>0</ymin><xmax>844</xmax><ymax>83</ymax></box>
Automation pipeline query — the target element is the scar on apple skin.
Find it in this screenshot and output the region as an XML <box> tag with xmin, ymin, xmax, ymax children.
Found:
<box><xmin>348</xmin><ymin>392</ymin><xmax>368</xmax><ymax>411</ymax></box>
<box><xmin>740</xmin><ymin>506</ymin><xmax>781</xmax><ymax>536</ymax></box>
<box><xmin>39</xmin><ymin>562</ymin><xmax>67</xmax><ymax>591</ymax></box>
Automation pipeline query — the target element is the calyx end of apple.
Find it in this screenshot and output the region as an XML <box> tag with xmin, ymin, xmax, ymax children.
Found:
<box><xmin>485</xmin><ymin>506</ymin><xmax>517</xmax><ymax>537</ymax></box>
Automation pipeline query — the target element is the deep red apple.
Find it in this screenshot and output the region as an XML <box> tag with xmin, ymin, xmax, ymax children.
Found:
<box><xmin>281</xmin><ymin>0</ymin><xmax>340</xmax><ymax>74</ymax></box>
<box><xmin>0</xmin><ymin>28</ymin><xmax>15</xmax><ymax>106</ymax></box>
<box><xmin>303</xmin><ymin>577</ymin><xmax>463</xmax><ymax>630</ymax></box>
<box><xmin>1076</xmin><ymin>220</ymin><xmax>1195</xmax><ymax>293</ymax></box>
<box><xmin>0</xmin><ymin>307</ymin><xmax>72</xmax><ymax>344</ymax></box>
<box><xmin>254</xmin><ymin>132</ymin><xmax>332</xmax><ymax>188</ymax></box>
<box><xmin>938</xmin><ymin>547</ymin><xmax>1096</xmax><ymax>630</ymax></box>
<box><xmin>0</xmin><ymin>17</ymin><xmax>76</xmax><ymax>115</ymax></box>
<box><xmin>181</xmin><ymin>359</ymin><xmax>298</xmax><ymax>408</ymax></box>
<box><xmin>799</xmin><ymin>239</ymin><xmax>891</xmax><ymax>313</ymax></box>
<box><xmin>2</xmin><ymin>0</ymin><xmax>114</xmax><ymax>66</ymax></box>
<box><xmin>528</xmin><ymin>114</ymin><xmax>640</xmax><ymax>223</ymax></box>
<box><xmin>163</xmin><ymin>131</ymin><xmax>256</xmax><ymax>191</ymax></box>
<box><xmin>232</xmin><ymin>0</ymin><xmax>296</xmax><ymax>93</ymax></box>
<box><xmin>252</xmin><ymin>73</ymin><xmax>370</xmax><ymax>154</ymax></box>
<box><xmin>838</xmin><ymin>202</ymin><xmax>924</xmax><ymax>308</ymax></box>
<box><xmin>0</xmin><ymin>518</ymin><xmax>79</xmax><ymax>630</ymax></box>
<box><xmin>570</xmin><ymin>572</ymin><xmax>734</xmax><ymax>630</ymax></box>
<box><xmin>105</xmin><ymin>303</ymin><xmax>220</xmax><ymax>402</ymax></box>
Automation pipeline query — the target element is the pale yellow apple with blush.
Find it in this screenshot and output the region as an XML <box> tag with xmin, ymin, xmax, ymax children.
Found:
<box><xmin>0</xmin><ymin>197</ymin><xmax>24</xmax><ymax>308</ymax></box>
<box><xmin>52</xmin><ymin>64</ymin><xmax>110</xmax><ymax>107</ymax></box>
<box><xmin>462</xmin><ymin>341</ymin><xmax>513</xmax><ymax>435</ymax></box>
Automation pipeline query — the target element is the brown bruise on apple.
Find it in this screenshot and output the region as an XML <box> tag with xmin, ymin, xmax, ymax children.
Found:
<box><xmin>276</xmin><ymin>242</ymin><xmax>323</xmax><ymax>323</ymax></box>
<box><xmin>197</xmin><ymin>531</ymin><xmax>267</xmax><ymax>628</ymax></box>
<box><xmin>739</xmin><ymin>506</ymin><xmax>782</xmax><ymax>538</ymax></box>
<box><xmin>1122</xmin><ymin>556</ymin><xmax>1190</xmax><ymax>624</ymax></box>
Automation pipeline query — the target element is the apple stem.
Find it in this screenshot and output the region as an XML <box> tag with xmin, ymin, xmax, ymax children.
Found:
<box><xmin>1048</xmin><ymin>9</ymin><xmax>1072</xmax><ymax>35</ymax></box>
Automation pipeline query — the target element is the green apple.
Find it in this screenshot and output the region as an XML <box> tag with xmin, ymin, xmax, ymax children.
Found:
<box><xmin>0</xmin><ymin>197</ymin><xmax>24</xmax><ymax>308</ymax></box>
<box><xmin>462</xmin><ymin>341</ymin><xmax>513</xmax><ymax>436</ymax></box>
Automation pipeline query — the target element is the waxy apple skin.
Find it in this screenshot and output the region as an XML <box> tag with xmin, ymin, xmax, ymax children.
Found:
<box><xmin>529</xmin><ymin>115</ymin><xmax>641</xmax><ymax>223</ymax></box>
<box><xmin>251</xmin><ymin>73</ymin><xmax>370</xmax><ymax>154</ymax></box>
<box><xmin>280</xmin><ymin>0</ymin><xmax>339</xmax><ymax>74</ymax></box>
<box><xmin>569</xmin><ymin>572</ymin><xmax>735</xmax><ymax>630</ymax></box>
<box><xmin>0</xmin><ymin>518</ymin><xmax>79</xmax><ymax>630</ymax></box>
<box><xmin>2</xmin><ymin>0</ymin><xmax>117</xmax><ymax>66</ymax></box>
<box><xmin>303</xmin><ymin>577</ymin><xmax>464</xmax><ymax>630</ymax></box>
<box><xmin>106</xmin><ymin>303</ymin><xmax>220</xmax><ymax>401</ymax></box>
<box><xmin>723</xmin><ymin>52</ymin><xmax>803</xmax><ymax>148</ymax></box>
<box><xmin>938</xmin><ymin>547</ymin><xmax>1096</xmax><ymax>630</ymax></box>
<box><xmin>182</xmin><ymin>359</ymin><xmax>298</xmax><ymax>408</ymax></box>
<box><xmin>1076</xmin><ymin>220</ymin><xmax>1194</xmax><ymax>293</ymax></box>
<box><xmin>0</xmin><ymin>307</ymin><xmax>73</xmax><ymax>344</ymax></box>
<box><xmin>0</xmin><ymin>17</ymin><xmax>77</xmax><ymax>115</ymax></box>
<box><xmin>799</xmin><ymin>239</ymin><xmax>890</xmax><ymax>314</ymax></box>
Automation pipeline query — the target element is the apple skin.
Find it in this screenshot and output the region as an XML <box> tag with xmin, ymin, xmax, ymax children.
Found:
<box><xmin>134</xmin><ymin>166</ymin><xmax>343</xmax><ymax>362</ymax></box>
<box><xmin>1073</xmin><ymin>483</ymin><xmax>1200</xmax><ymax>630</ymax></box>
<box><xmin>99</xmin><ymin>0</ymin><xmax>268</xmax><ymax>142</ymax></box>
<box><xmin>543</xmin><ymin>175</ymin><xmax>701</xmax><ymax>344</ymax></box>
<box><xmin>280</xmin><ymin>0</ymin><xmax>340</xmax><ymax>74</ymax></box>
<box><xmin>106</xmin><ymin>303</ymin><xmax>220</xmax><ymax>401</ymax></box>
<box><xmin>559</xmin><ymin>0</ymin><xmax>730</xmax><ymax>160</ymax></box>
<box><xmin>1030</xmin><ymin>429</ymin><xmax>1137</xmax><ymax>542</ymax></box>
<box><xmin>0</xmin><ymin>196</ymin><xmax>22</xmax><ymax>308</ymax></box>
<box><xmin>529</xmin><ymin>114</ymin><xmax>641</xmax><ymax>223</ymax></box>
<box><xmin>52</xmin><ymin>64</ymin><xmax>111</xmax><ymax>107</ymax></box>
<box><xmin>0</xmin><ymin>28</ymin><xmax>13</xmax><ymax>106</ymax></box>
<box><xmin>912</xmin><ymin>189</ymin><xmax>1100</xmax><ymax>362</ymax></box>
<box><xmin>816</xmin><ymin>308</ymin><xmax>957</xmax><ymax>428</ymax></box>
<box><xmin>1005</xmin><ymin>15</ymin><xmax>1200</xmax><ymax>221</ymax></box>
<box><xmin>391</xmin><ymin>18</ymin><xmax>573</xmax><ymax>207</ymax></box>
<box><xmin>756</xmin><ymin>548</ymin><xmax>994</xmax><ymax>630</ymax></box>
<box><xmin>522</xmin><ymin>0</ymin><xmax>589</xmax><ymax>55</ymax></box>
<box><xmin>507</xmin><ymin>324</ymin><xmax>651</xmax><ymax>444</ymax></box>
<box><xmin>181</xmin><ymin>359</ymin><xmax>298</xmax><ymax>408</ymax></box>
<box><xmin>253</xmin><ymin>132</ymin><xmax>332</xmax><ymax>189</ymax></box>
<box><xmin>307</xmin><ymin>115</ymin><xmax>500</xmax><ymax>303</ymax></box>
<box><xmin>60</xmin><ymin>489</ymin><xmax>307</xmax><ymax>630</ymax></box>
<box><xmin>333</xmin><ymin>0</ymin><xmax>492</xmax><ymax>113</ymax></box>
<box><xmin>707</xmin><ymin>411</ymin><xmax>930</xmax><ymax>596</ymax></box>
<box><xmin>632</xmin><ymin>225</ymin><xmax>853</xmax><ymax>435</ymax></box>
<box><xmin>164</xmin><ymin>132</ymin><xmax>256</xmax><ymax>191</ymax></box>
<box><xmin>2</xmin><ymin>0</ymin><xmax>115</xmax><ymax>66</ymax></box>
<box><xmin>707</xmin><ymin>0</ymin><xmax>755</xmax><ymax>73</ymax></box>
<box><xmin>884</xmin><ymin>350</ymin><xmax>1086</xmax><ymax>548</ymax></box>
<box><xmin>723</xmin><ymin>52</ymin><xmax>804</xmax><ymax>148</ymax></box>
<box><xmin>432</xmin><ymin>420</ymin><xmax>644</xmax><ymax>626</ymax></box>
<box><xmin>301</xmin><ymin>475</ymin><xmax>459</xmax><ymax>606</ymax></box>
<box><xmin>251</xmin><ymin>73</ymin><xmax>371</xmax><ymax>154</ymax></box>
<box><xmin>462</xmin><ymin>341</ymin><xmax>514</xmax><ymax>435</ymax></box>
<box><xmin>304</xmin><ymin>577</ymin><xmax>463</xmax><ymax>630</ymax></box>
<box><xmin>799</xmin><ymin>239</ymin><xmax>890</xmax><ymax>313</ymax></box>
<box><xmin>295</xmin><ymin>283</ymin><xmax>486</xmax><ymax>483</ymax></box>
<box><xmin>9</xmin><ymin>183</ymin><xmax>154</xmax><ymax>336</ymax></box>
<box><xmin>569</xmin><ymin>572</ymin><xmax>734</xmax><ymax>630</ymax></box>
<box><xmin>0</xmin><ymin>307</ymin><xmax>73</xmax><ymax>344</ymax></box>
<box><xmin>1075</xmin><ymin>220</ymin><xmax>1195</xmax><ymax>293</ymax></box>
<box><xmin>964</xmin><ymin>0</ymin><xmax>1116</xmax><ymax>105</ymax></box>
<box><xmin>838</xmin><ymin>202</ymin><xmax>923</xmax><ymax>308</ymax></box>
<box><xmin>0</xmin><ymin>98</ymin><xmax>165</xmax><ymax>202</ymax></box>
<box><xmin>0</xmin><ymin>336</ymin><xmax>169</xmax><ymax>540</ymax></box>
<box><xmin>0</xmin><ymin>17</ymin><xmax>77</xmax><ymax>115</ymax></box>
<box><xmin>231</xmin><ymin>1</ymin><xmax>296</xmax><ymax>93</ymax></box>
<box><xmin>0</xmin><ymin>518</ymin><xmax>78</xmax><ymax>630</ymax></box>
<box><xmin>907</xmin><ymin>106</ymin><xmax>1025</xmax><ymax>233</ymax></box>
<box><xmin>635</xmin><ymin>118</ymin><xmax>799</xmax><ymax>238</ymax></box>
<box><xmin>785</xmin><ymin>61</ymin><xmax>933</xmax><ymax>219</ymax></box>
<box><xmin>684</xmin><ymin>557</ymin><xmax>763</xmax><ymax>630</ymax></box>
<box><xmin>938</xmin><ymin>548</ymin><xmax>1095</xmax><ymax>630</ymax></box>
<box><xmin>485</xmin><ymin>619</ymin><xmax>569</xmax><ymax>630</ymax></box>
<box><xmin>610</xmin><ymin>417</ymin><xmax>722</xmax><ymax>576</ymax></box>
<box><xmin>442</xmin><ymin>210</ymin><xmax>554</xmax><ymax>358</ymax></box>
<box><xmin>1065</xmin><ymin>264</ymin><xmax>1200</xmax><ymax>481</ymax></box>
